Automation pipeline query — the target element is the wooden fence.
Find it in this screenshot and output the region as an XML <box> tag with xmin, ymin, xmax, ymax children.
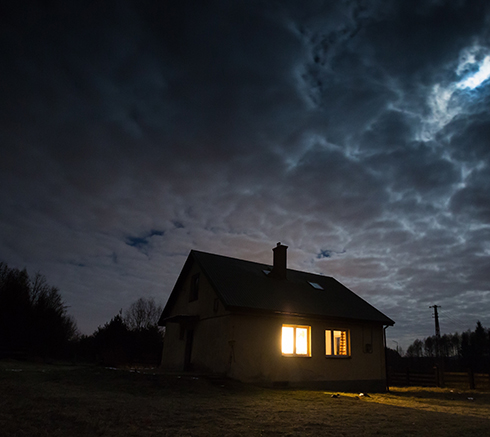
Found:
<box><xmin>388</xmin><ymin>368</ymin><xmax>490</xmax><ymax>390</ymax></box>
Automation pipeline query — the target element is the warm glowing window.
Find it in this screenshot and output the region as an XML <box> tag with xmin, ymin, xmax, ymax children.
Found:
<box><xmin>325</xmin><ymin>330</ymin><xmax>349</xmax><ymax>356</ymax></box>
<box><xmin>282</xmin><ymin>325</ymin><xmax>311</xmax><ymax>356</ymax></box>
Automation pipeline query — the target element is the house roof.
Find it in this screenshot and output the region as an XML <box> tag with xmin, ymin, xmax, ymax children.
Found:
<box><xmin>160</xmin><ymin>250</ymin><xmax>394</xmax><ymax>326</ymax></box>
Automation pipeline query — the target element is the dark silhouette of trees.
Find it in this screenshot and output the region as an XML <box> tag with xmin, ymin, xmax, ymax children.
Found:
<box><xmin>77</xmin><ymin>298</ymin><xmax>164</xmax><ymax>367</ymax></box>
<box><xmin>406</xmin><ymin>339</ymin><xmax>423</xmax><ymax>358</ymax></box>
<box><xmin>0</xmin><ymin>261</ymin><xmax>163</xmax><ymax>366</ymax></box>
<box><xmin>424</xmin><ymin>336</ymin><xmax>435</xmax><ymax>358</ymax></box>
<box><xmin>440</xmin><ymin>333</ymin><xmax>460</xmax><ymax>358</ymax></box>
<box><xmin>0</xmin><ymin>262</ymin><xmax>77</xmax><ymax>359</ymax></box>
<box><xmin>402</xmin><ymin>321</ymin><xmax>490</xmax><ymax>373</ymax></box>
<box><xmin>123</xmin><ymin>297</ymin><xmax>162</xmax><ymax>330</ymax></box>
<box><xmin>472</xmin><ymin>321</ymin><xmax>489</xmax><ymax>372</ymax></box>
<box><xmin>91</xmin><ymin>312</ymin><xmax>130</xmax><ymax>366</ymax></box>
<box><xmin>459</xmin><ymin>321</ymin><xmax>489</xmax><ymax>373</ymax></box>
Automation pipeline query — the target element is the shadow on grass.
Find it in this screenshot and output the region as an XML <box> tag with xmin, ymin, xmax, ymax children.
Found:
<box><xmin>388</xmin><ymin>386</ymin><xmax>490</xmax><ymax>405</ymax></box>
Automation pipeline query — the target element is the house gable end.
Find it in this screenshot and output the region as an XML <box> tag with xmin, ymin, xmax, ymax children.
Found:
<box><xmin>158</xmin><ymin>255</ymin><xmax>194</xmax><ymax>325</ymax></box>
<box><xmin>158</xmin><ymin>251</ymin><xmax>229</xmax><ymax>326</ymax></box>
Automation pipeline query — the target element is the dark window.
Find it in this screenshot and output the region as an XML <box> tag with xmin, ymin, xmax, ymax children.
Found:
<box><xmin>189</xmin><ymin>273</ymin><xmax>200</xmax><ymax>302</ymax></box>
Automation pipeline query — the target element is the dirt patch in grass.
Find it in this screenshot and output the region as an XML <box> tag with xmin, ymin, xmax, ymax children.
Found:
<box><xmin>1</xmin><ymin>360</ymin><xmax>489</xmax><ymax>436</ymax></box>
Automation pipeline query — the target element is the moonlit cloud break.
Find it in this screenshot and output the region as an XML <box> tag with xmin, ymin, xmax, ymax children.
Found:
<box><xmin>458</xmin><ymin>55</ymin><xmax>490</xmax><ymax>89</ymax></box>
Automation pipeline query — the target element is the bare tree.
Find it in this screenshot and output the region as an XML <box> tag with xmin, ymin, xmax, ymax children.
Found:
<box><xmin>0</xmin><ymin>262</ymin><xmax>77</xmax><ymax>357</ymax></box>
<box><xmin>424</xmin><ymin>336</ymin><xmax>435</xmax><ymax>357</ymax></box>
<box><xmin>406</xmin><ymin>338</ymin><xmax>424</xmax><ymax>358</ymax></box>
<box><xmin>123</xmin><ymin>297</ymin><xmax>163</xmax><ymax>330</ymax></box>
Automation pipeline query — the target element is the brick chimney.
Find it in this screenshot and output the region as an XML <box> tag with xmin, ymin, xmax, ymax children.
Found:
<box><xmin>270</xmin><ymin>242</ymin><xmax>288</xmax><ymax>279</ymax></box>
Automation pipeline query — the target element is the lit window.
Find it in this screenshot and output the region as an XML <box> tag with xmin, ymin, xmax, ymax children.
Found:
<box><xmin>325</xmin><ymin>329</ymin><xmax>349</xmax><ymax>356</ymax></box>
<box><xmin>282</xmin><ymin>325</ymin><xmax>311</xmax><ymax>356</ymax></box>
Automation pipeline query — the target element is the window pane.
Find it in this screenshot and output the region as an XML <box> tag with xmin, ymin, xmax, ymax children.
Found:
<box><xmin>334</xmin><ymin>330</ymin><xmax>347</xmax><ymax>355</ymax></box>
<box><xmin>339</xmin><ymin>331</ymin><xmax>347</xmax><ymax>355</ymax></box>
<box><xmin>296</xmin><ymin>328</ymin><xmax>308</xmax><ymax>355</ymax></box>
<box><xmin>282</xmin><ymin>326</ymin><xmax>294</xmax><ymax>354</ymax></box>
<box><xmin>325</xmin><ymin>330</ymin><xmax>332</xmax><ymax>355</ymax></box>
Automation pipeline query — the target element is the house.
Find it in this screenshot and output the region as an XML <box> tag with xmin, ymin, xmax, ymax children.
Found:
<box><xmin>158</xmin><ymin>243</ymin><xmax>394</xmax><ymax>391</ymax></box>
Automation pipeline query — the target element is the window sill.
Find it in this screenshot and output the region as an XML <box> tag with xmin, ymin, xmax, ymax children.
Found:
<box><xmin>282</xmin><ymin>355</ymin><xmax>312</xmax><ymax>358</ymax></box>
<box><xmin>325</xmin><ymin>355</ymin><xmax>351</xmax><ymax>359</ymax></box>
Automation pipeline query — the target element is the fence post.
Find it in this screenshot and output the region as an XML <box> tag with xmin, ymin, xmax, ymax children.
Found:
<box><xmin>439</xmin><ymin>359</ymin><xmax>445</xmax><ymax>387</ymax></box>
<box><xmin>434</xmin><ymin>365</ymin><xmax>439</xmax><ymax>387</ymax></box>
<box><xmin>468</xmin><ymin>368</ymin><xmax>475</xmax><ymax>390</ymax></box>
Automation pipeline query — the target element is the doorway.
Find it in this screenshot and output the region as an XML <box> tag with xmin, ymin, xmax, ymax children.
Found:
<box><xmin>183</xmin><ymin>329</ymin><xmax>194</xmax><ymax>371</ymax></box>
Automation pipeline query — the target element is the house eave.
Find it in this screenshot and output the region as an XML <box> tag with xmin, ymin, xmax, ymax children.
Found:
<box><xmin>226</xmin><ymin>305</ymin><xmax>394</xmax><ymax>326</ymax></box>
<box><xmin>160</xmin><ymin>314</ymin><xmax>200</xmax><ymax>327</ymax></box>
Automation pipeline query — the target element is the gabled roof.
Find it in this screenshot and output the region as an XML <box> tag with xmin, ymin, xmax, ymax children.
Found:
<box><xmin>160</xmin><ymin>250</ymin><xmax>394</xmax><ymax>326</ymax></box>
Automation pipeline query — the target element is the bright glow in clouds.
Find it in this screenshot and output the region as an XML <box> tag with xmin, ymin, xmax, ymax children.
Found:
<box><xmin>457</xmin><ymin>52</ymin><xmax>490</xmax><ymax>90</ymax></box>
<box><xmin>421</xmin><ymin>45</ymin><xmax>490</xmax><ymax>140</ymax></box>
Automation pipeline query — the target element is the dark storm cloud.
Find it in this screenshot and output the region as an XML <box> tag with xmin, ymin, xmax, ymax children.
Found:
<box><xmin>358</xmin><ymin>0</ymin><xmax>489</xmax><ymax>78</ymax></box>
<box><xmin>285</xmin><ymin>145</ymin><xmax>388</xmax><ymax>225</ymax></box>
<box><xmin>450</xmin><ymin>166</ymin><xmax>490</xmax><ymax>222</ymax></box>
<box><xmin>445</xmin><ymin>116</ymin><xmax>490</xmax><ymax>164</ymax></box>
<box><xmin>2</xmin><ymin>0</ymin><xmax>490</xmax><ymax>346</ymax></box>
<box><xmin>367</xmin><ymin>143</ymin><xmax>460</xmax><ymax>196</ymax></box>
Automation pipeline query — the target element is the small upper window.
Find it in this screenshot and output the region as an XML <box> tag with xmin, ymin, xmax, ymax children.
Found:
<box><xmin>189</xmin><ymin>273</ymin><xmax>200</xmax><ymax>302</ymax></box>
<box><xmin>325</xmin><ymin>329</ymin><xmax>350</xmax><ymax>356</ymax></box>
<box><xmin>308</xmin><ymin>281</ymin><xmax>323</xmax><ymax>290</ymax></box>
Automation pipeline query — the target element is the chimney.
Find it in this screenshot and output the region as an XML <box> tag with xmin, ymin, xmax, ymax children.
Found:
<box><xmin>270</xmin><ymin>242</ymin><xmax>288</xmax><ymax>280</ymax></box>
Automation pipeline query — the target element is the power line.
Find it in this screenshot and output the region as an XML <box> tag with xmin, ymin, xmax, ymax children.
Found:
<box><xmin>438</xmin><ymin>308</ymin><xmax>472</xmax><ymax>332</ymax></box>
<box><xmin>440</xmin><ymin>308</ymin><xmax>470</xmax><ymax>326</ymax></box>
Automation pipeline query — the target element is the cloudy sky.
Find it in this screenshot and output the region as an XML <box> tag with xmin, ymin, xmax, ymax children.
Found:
<box><xmin>2</xmin><ymin>0</ymin><xmax>490</xmax><ymax>350</ymax></box>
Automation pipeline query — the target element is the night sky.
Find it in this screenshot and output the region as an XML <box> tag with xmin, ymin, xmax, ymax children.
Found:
<box><xmin>2</xmin><ymin>1</ymin><xmax>490</xmax><ymax>350</ymax></box>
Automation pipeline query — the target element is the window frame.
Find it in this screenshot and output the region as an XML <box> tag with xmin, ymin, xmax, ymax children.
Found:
<box><xmin>281</xmin><ymin>324</ymin><xmax>311</xmax><ymax>357</ymax></box>
<box><xmin>325</xmin><ymin>329</ymin><xmax>350</xmax><ymax>358</ymax></box>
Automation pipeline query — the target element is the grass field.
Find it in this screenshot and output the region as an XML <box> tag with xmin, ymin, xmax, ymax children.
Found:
<box><xmin>1</xmin><ymin>360</ymin><xmax>490</xmax><ymax>436</ymax></box>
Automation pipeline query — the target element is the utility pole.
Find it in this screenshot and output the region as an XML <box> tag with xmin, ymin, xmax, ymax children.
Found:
<box><xmin>430</xmin><ymin>305</ymin><xmax>444</xmax><ymax>386</ymax></box>
<box><xmin>430</xmin><ymin>305</ymin><xmax>441</xmax><ymax>339</ymax></box>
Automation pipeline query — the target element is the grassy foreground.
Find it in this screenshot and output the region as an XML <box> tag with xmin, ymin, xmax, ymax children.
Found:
<box><xmin>1</xmin><ymin>361</ymin><xmax>490</xmax><ymax>436</ymax></box>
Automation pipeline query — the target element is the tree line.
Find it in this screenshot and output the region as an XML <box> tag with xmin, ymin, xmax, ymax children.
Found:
<box><xmin>395</xmin><ymin>321</ymin><xmax>490</xmax><ymax>373</ymax></box>
<box><xmin>0</xmin><ymin>262</ymin><xmax>164</xmax><ymax>366</ymax></box>
<box><xmin>76</xmin><ymin>298</ymin><xmax>164</xmax><ymax>366</ymax></box>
